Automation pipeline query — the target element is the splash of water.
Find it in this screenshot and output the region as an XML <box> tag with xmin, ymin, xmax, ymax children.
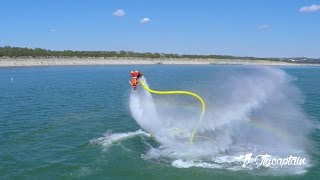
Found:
<box><xmin>129</xmin><ymin>67</ymin><xmax>314</xmax><ymax>174</ymax></box>
<box><xmin>90</xmin><ymin>129</ymin><xmax>150</xmax><ymax>147</ymax></box>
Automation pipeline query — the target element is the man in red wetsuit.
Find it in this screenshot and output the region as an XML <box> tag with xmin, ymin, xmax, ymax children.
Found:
<box><xmin>129</xmin><ymin>70</ymin><xmax>143</xmax><ymax>90</ymax></box>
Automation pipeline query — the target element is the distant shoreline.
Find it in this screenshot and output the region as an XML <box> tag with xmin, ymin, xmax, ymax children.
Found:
<box><xmin>0</xmin><ymin>58</ymin><xmax>319</xmax><ymax>67</ymax></box>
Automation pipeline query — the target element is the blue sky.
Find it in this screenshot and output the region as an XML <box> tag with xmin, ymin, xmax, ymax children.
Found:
<box><xmin>0</xmin><ymin>0</ymin><xmax>319</xmax><ymax>58</ymax></box>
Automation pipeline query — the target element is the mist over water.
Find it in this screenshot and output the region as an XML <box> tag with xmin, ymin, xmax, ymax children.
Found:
<box><xmin>129</xmin><ymin>67</ymin><xmax>313</xmax><ymax>174</ymax></box>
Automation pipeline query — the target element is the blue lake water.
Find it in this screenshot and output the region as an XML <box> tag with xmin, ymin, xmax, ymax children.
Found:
<box><xmin>0</xmin><ymin>65</ymin><xmax>319</xmax><ymax>179</ymax></box>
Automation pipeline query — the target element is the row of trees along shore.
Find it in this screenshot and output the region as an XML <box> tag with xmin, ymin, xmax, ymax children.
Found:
<box><xmin>0</xmin><ymin>46</ymin><xmax>276</xmax><ymax>60</ymax></box>
<box><xmin>1</xmin><ymin>46</ymin><xmax>319</xmax><ymax>64</ymax></box>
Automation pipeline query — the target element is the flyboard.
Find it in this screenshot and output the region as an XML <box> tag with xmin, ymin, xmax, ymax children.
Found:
<box><xmin>138</xmin><ymin>77</ymin><xmax>206</xmax><ymax>144</ymax></box>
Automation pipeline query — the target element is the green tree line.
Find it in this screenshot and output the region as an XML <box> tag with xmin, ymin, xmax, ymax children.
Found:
<box><xmin>1</xmin><ymin>46</ymin><xmax>318</xmax><ymax>64</ymax></box>
<box><xmin>0</xmin><ymin>46</ymin><xmax>272</xmax><ymax>60</ymax></box>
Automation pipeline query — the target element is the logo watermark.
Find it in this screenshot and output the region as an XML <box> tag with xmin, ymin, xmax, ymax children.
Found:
<box><xmin>241</xmin><ymin>153</ymin><xmax>306</xmax><ymax>168</ymax></box>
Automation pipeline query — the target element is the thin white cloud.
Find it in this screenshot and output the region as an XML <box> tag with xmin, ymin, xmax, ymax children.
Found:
<box><xmin>113</xmin><ymin>9</ymin><xmax>125</xmax><ymax>17</ymax></box>
<box><xmin>257</xmin><ymin>24</ymin><xmax>271</xmax><ymax>30</ymax></box>
<box><xmin>49</xmin><ymin>28</ymin><xmax>56</xmax><ymax>32</ymax></box>
<box><xmin>139</xmin><ymin>17</ymin><xmax>151</xmax><ymax>24</ymax></box>
<box><xmin>299</xmin><ymin>4</ymin><xmax>320</xmax><ymax>13</ymax></box>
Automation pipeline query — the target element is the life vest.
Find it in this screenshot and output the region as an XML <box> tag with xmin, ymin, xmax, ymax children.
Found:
<box><xmin>132</xmin><ymin>77</ymin><xmax>138</xmax><ymax>86</ymax></box>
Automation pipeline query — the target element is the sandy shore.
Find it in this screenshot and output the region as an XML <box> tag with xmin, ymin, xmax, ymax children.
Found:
<box><xmin>0</xmin><ymin>58</ymin><xmax>317</xmax><ymax>67</ymax></box>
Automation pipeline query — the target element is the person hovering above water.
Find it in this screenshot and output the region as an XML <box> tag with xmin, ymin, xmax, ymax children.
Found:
<box><xmin>129</xmin><ymin>70</ymin><xmax>143</xmax><ymax>90</ymax></box>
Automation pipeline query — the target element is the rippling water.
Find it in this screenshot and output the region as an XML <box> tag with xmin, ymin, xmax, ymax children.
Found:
<box><xmin>0</xmin><ymin>65</ymin><xmax>319</xmax><ymax>179</ymax></box>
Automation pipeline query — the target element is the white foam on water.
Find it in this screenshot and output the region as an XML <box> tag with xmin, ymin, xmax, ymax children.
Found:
<box><xmin>171</xmin><ymin>155</ymin><xmax>308</xmax><ymax>175</ymax></box>
<box><xmin>172</xmin><ymin>159</ymin><xmax>222</xmax><ymax>169</ymax></box>
<box><xmin>129</xmin><ymin>67</ymin><xmax>314</xmax><ymax>175</ymax></box>
<box><xmin>90</xmin><ymin>129</ymin><xmax>150</xmax><ymax>147</ymax></box>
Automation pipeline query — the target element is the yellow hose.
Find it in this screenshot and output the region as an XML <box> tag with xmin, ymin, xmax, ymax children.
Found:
<box><xmin>139</xmin><ymin>79</ymin><xmax>205</xmax><ymax>144</ymax></box>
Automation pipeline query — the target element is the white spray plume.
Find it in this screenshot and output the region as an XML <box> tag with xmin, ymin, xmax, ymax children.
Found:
<box><xmin>129</xmin><ymin>67</ymin><xmax>314</xmax><ymax>174</ymax></box>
